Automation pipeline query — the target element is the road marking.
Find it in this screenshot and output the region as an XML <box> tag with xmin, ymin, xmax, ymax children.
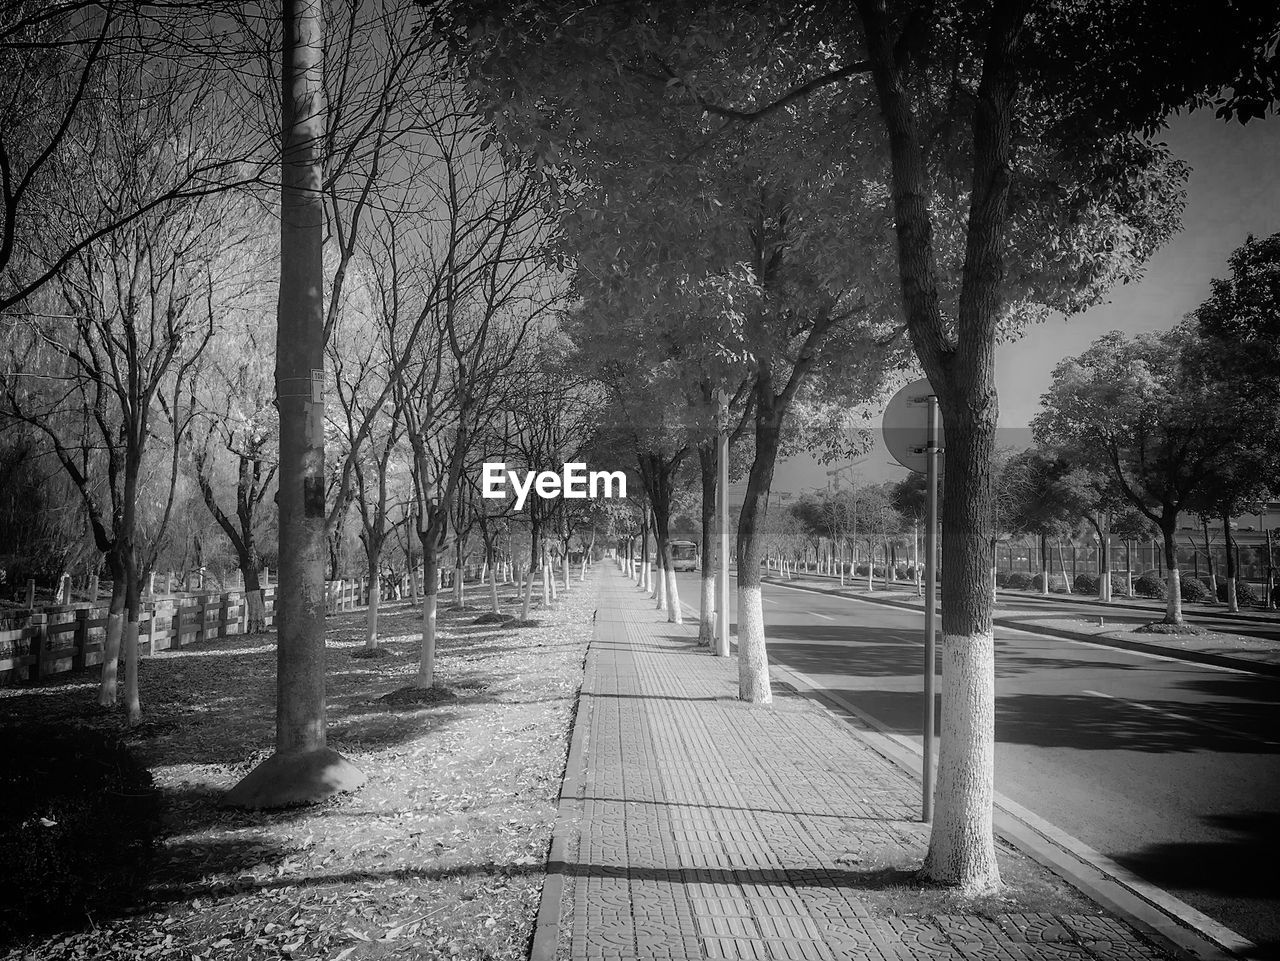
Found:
<box><xmin>762</xmin><ymin>578</ymin><xmax>1258</xmax><ymax>676</ymax></box>
<box><xmin>808</xmin><ymin>610</ymin><xmax>834</xmax><ymax>620</ymax></box>
<box><xmin>1083</xmin><ymin>689</ymin><xmax>1280</xmax><ymax>748</ymax></box>
<box><xmin>762</xmin><ymin>597</ymin><xmax>777</xmax><ymax>606</ymax></box>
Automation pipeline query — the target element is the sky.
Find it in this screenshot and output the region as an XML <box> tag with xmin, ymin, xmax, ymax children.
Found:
<box><xmin>767</xmin><ymin>109</ymin><xmax>1280</xmax><ymax>494</ymax></box>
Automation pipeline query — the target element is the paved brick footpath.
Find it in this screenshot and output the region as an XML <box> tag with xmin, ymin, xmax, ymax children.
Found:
<box><xmin>543</xmin><ymin>569</ymin><xmax>1170</xmax><ymax>961</ymax></box>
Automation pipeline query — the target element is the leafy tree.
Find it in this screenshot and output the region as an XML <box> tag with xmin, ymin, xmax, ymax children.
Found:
<box><xmin>1033</xmin><ymin>325</ymin><xmax>1233</xmax><ymax>624</ymax></box>
<box><xmin>1192</xmin><ymin>232</ymin><xmax>1280</xmax><ymax>610</ymax></box>
<box><xmin>447</xmin><ymin>3</ymin><xmax>908</xmax><ymax>703</ymax></box>
<box><xmin>1002</xmin><ymin>450</ymin><xmax>1078</xmax><ymax>594</ymax></box>
<box><xmin>445</xmin><ymin>0</ymin><xmax>1280</xmax><ymax>890</ymax></box>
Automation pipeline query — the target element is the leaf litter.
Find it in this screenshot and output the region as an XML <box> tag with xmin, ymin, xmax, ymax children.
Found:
<box><xmin>0</xmin><ymin>577</ymin><xmax>596</xmax><ymax>961</ymax></box>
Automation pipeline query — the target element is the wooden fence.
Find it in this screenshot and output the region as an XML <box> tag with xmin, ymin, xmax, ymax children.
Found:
<box><xmin>1</xmin><ymin>577</ymin><xmax>372</xmax><ymax>686</ymax></box>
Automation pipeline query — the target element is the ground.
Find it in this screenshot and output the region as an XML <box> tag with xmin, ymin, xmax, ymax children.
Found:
<box><xmin>0</xmin><ymin>580</ymin><xmax>594</xmax><ymax>961</ymax></box>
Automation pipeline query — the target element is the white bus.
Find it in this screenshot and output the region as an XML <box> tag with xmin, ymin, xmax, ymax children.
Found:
<box><xmin>670</xmin><ymin>540</ymin><xmax>699</xmax><ymax>572</ymax></box>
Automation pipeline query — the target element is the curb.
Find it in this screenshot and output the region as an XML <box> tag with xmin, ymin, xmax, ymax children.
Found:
<box><xmin>528</xmin><ymin>609</ymin><xmax>595</xmax><ymax>961</ymax></box>
<box><xmin>996</xmin><ymin>588</ymin><xmax>1280</xmax><ymax>627</ymax></box>
<box><xmin>760</xmin><ymin>576</ymin><xmax>1279</xmax><ymax>677</ymax></box>
<box><xmin>767</xmin><ymin>568</ymin><xmax>1280</xmax><ymax>626</ymax></box>
<box><xmin>766</xmin><ymin>659</ymin><xmax>1255</xmax><ymax>961</ymax></box>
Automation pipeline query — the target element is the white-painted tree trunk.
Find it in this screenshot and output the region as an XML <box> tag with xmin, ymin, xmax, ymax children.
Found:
<box><xmin>521</xmin><ymin>567</ymin><xmax>535</xmax><ymax>620</ymax></box>
<box><xmin>1165</xmin><ymin>567</ymin><xmax>1183</xmax><ymax>624</ymax></box>
<box><xmin>365</xmin><ymin>584</ymin><xmax>380</xmax><ymax>649</ymax></box>
<box><xmin>923</xmin><ymin>631</ymin><xmax>999</xmax><ymax>894</ymax></box>
<box><xmin>454</xmin><ymin>567</ymin><xmax>464</xmax><ymax>606</ymax></box>
<box><xmin>417</xmin><ymin>593</ymin><xmax>437</xmax><ymax>687</ymax></box>
<box><xmin>654</xmin><ymin>558</ymin><xmax>667</xmax><ymax>611</ymax></box>
<box><xmin>563</xmin><ymin>555</ymin><xmax>570</xmax><ymax>591</ymax></box>
<box><xmin>489</xmin><ymin>562</ymin><xmax>501</xmax><ymax>613</ymax></box>
<box><xmin>1227</xmin><ymin>578</ymin><xmax>1238</xmax><ymax>612</ymax></box>
<box><xmin>736</xmin><ymin>584</ymin><xmax>770</xmax><ymax>703</ymax></box>
<box><xmin>666</xmin><ymin>565</ymin><xmax>682</xmax><ymax>624</ymax></box>
<box><xmin>698</xmin><ymin>568</ymin><xmax>715</xmax><ymax>645</ymax></box>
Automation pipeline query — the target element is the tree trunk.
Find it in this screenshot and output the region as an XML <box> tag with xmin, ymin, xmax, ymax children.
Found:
<box><xmin>922</xmin><ymin>400</ymin><xmax>999</xmax><ymax>894</ymax></box>
<box><xmin>735</xmin><ymin>380</ymin><xmax>784</xmax><ymax>704</ymax></box>
<box><xmin>665</xmin><ymin>542</ymin><xmax>682</xmax><ymax>624</ymax></box>
<box><xmin>1222</xmin><ymin>509</ymin><xmax>1238</xmax><ymax>612</ymax></box>
<box><xmin>1099</xmin><ymin>513</ymin><xmax>1112</xmax><ymax>602</ymax></box>
<box><xmin>699</xmin><ymin>443</ymin><xmax>717</xmax><ymax>645</ymax></box>
<box><xmin>364</xmin><ymin>552</ymin><xmax>380</xmax><ymax>649</ymax></box>
<box><xmin>489</xmin><ymin>551</ymin><xmax>501</xmax><ymax>613</ymax></box>
<box><xmin>1040</xmin><ymin>535</ymin><xmax>1050</xmax><ymax>595</ymax></box>
<box><xmin>226</xmin><ymin>0</ymin><xmax>363</xmax><ymax>808</ymax></box>
<box><xmin>1161</xmin><ymin>520</ymin><xmax>1183</xmax><ymax>625</ymax></box>
<box><xmin>243</xmin><ymin>561</ymin><xmax>267</xmax><ymax>634</ymax></box>
<box><xmin>1200</xmin><ymin>516</ymin><xmax>1217</xmax><ymax>594</ymax></box>
<box><xmin>98</xmin><ymin>549</ymin><xmax>126</xmax><ymax>707</ymax></box>
<box><xmin>122</xmin><ymin>554</ymin><xmax>142</xmax><ymax>726</ymax></box>
<box><xmin>521</xmin><ymin>564</ymin><xmax>535</xmax><ymax>620</ymax></box>
<box><xmin>418</xmin><ymin>534</ymin><xmax>438</xmax><ymax>687</ymax></box>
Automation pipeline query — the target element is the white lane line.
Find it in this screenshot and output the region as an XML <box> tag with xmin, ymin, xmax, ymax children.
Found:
<box><xmin>808</xmin><ymin>610</ymin><xmax>834</xmax><ymax>621</ymax></box>
<box><xmin>762</xmin><ymin>597</ymin><xmax>777</xmax><ymax>606</ymax></box>
<box><xmin>765</xmin><ymin>579</ymin><xmax>1256</xmax><ymax>676</ymax></box>
<box><xmin>1083</xmin><ymin>689</ymin><xmax>1280</xmax><ymax>748</ymax></box>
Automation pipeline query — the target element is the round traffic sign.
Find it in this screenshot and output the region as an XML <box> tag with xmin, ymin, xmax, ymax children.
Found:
<box><xmin>882</xmin><ymin>378</ymin><xmax>945</xmax><ymax>475</ymax></box>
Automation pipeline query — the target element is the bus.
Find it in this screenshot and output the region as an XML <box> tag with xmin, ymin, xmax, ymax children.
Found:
<box><xmin>669</xmin><ymin>540</ymin><xmax>699</xmax><ymax>572</ymax></box>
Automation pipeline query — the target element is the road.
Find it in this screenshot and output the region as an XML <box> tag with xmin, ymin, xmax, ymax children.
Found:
<box><xmin>671</xmin><ymin>571</ymin><xmax>1280</xmax><ymax>954</ymax></box>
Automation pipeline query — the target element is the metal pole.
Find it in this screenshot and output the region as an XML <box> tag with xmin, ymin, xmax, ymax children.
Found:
<box><xmin>715</xmin><ymin>391</ymin><xmax>731</xmax><ymax>657</ymax></box>
<box><xmin>1265</xmin><ymin>527</ymin><xmax>1275</xmax><ymax>609</ymax></box>
<box><xmin>923</xmin><ymin>395</ymin><xmax>940</xmax><ymax>823</ymax></box>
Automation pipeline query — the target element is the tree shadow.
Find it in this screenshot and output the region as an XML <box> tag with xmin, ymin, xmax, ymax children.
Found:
<box><xmin>994</xmin><ymin>692</ymin><xmax>1280</xmax><ymax>753</ymax></box>
<box><xmin>1111</xmin><ymin>810</ymin><xmax>1280</xmax><ymax>952</ymax></box>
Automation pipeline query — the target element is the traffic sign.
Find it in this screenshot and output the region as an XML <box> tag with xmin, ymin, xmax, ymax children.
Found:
<box><xmin>882</xmin><ymin>378</ymin><xmax>945</xmax><ymax>475</ymax></box>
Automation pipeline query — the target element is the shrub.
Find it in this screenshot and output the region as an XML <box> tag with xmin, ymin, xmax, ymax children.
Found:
<box><xmin>1110</xmin><ymin>571</ymin><xmax>1132</xmax><ymax>596</ymax></box>
<box><xmin>1179</xmin><ymin>577</ymin><xmax>1213</xmax><ymax>603</ymax></box>
<box><xmin>1133</xmin><ymin>573</ymin><xmax>1166</xmax><ymax>599</ymax></box>
<box><xmin>1073</xmin><ymin>573</ymin><xmax>1099</xmax><ymax>595</ymax></box>
<box><xmin>0</xmin><ymin>727</ymin><xmax>160</xmax><ymax>941</ymax></box>
<box><xmin>994</xmin><ymin>571</ymin><xmax>1011</xmax><ymax>588</ymax></box>
<box><xmin>1216</xmin><ymin>580</ymin><xmax>1260</xmax><ymax>607</ymax></box>
<box><xmin>1005</xmin><ymin>572</ymin><xmax>1031</xmax><ymax>590</ymax></box>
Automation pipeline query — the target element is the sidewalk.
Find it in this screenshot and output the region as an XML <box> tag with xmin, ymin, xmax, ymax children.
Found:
<box><xmin>537</xmin><ymin>569</ymin><xmax>1172</xmax><ymax>961</ymax></box>
<box><xmin>762</xmin><ymin>574</ymin><xmax>1280</xmax><ymax>676</ymax></box>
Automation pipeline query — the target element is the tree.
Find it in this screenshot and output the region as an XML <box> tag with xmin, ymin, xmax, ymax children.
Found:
<box><xmin>0</xmin><ymin>56</ymin><xmax>255</xmax><ymax>722</ymax></box>
<box><xmin>452</xmin><ymin>7</ymin><xmax>908</xmax><ymax>702</ymax></box>
<box><xmin>1193</xmin><ymin>232</ymin><xmax>1280</xmax><ymax>610</ymax></box>
<box><xmin>1001</xmin><ymin>450</ymin><xmax>1076</xmax><ymax>594</ymax></box>
<box><xmin>1033</xmin><ymin>326</ymin><xmax>1233</xmax><ymax>624</ymax></box>
<box><xmin>226</xmin><ymin>0</ymin><xmax>365</xmax><ymax>809</ymax></box>
<box><xmin>0</xmin><ymin>3</ymin><xmax>268</xmax><ymax>312</ymax></box>
<box><xmin>190</xmin><ymin>237</ymin><xmax>278</xmax><ymax>633</ymax></box>
<box><xmin>447</xmin><ymin>0</ymin><xmax>1280</xmax><ymax>890</ymax></box>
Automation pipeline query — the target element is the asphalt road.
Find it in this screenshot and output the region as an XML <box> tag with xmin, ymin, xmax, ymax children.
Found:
<box><xmin>671</xmin><ymin>571</ymin><xmax>1280</xmax><ymax>954</ymax></box>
